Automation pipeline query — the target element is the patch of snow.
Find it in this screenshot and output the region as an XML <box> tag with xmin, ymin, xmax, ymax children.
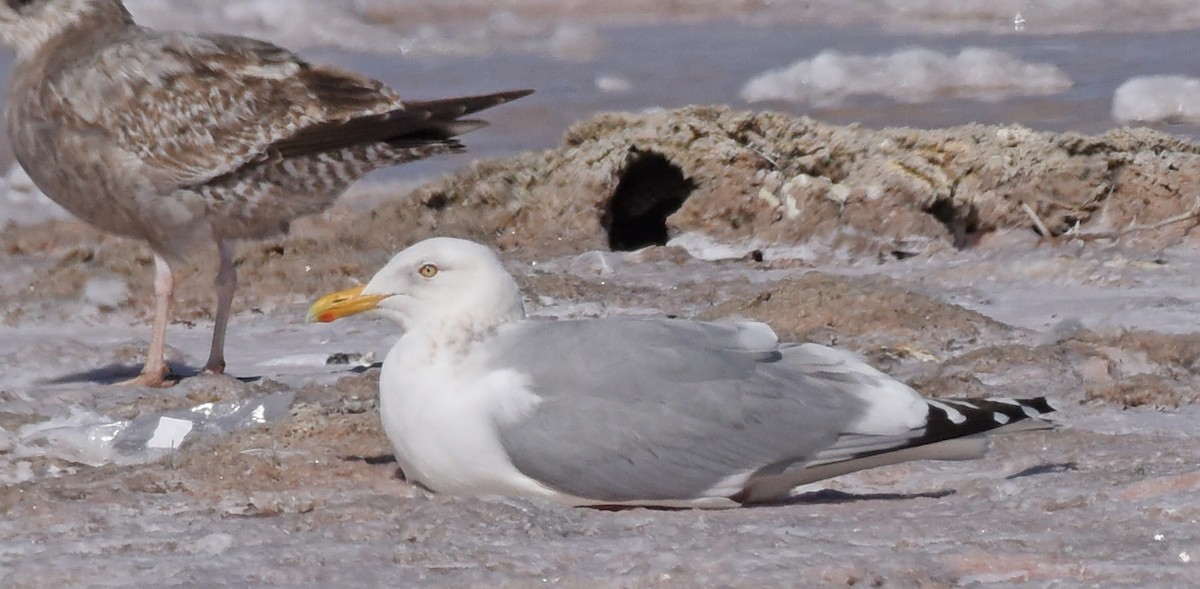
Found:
<box><xmin>741</xmin><ymin>47</ymin><xmax>1072</xmax><ymax>106</ymax></box>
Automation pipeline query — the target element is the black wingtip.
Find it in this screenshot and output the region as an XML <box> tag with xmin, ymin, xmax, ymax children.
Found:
<box><xmin>404</xmin><ymin>88</ymin><xmax>535</xmax><ymax>120</ymax></box>
<box><xmin>1018</xmin><ymin>396</ymin><xmax>1057</xmax><ymax>415</ymax></box>
<box><xmin>924</xmin><ymin>396</ymin><xmax>1057</xmax><ymax>442</ymax></box>
<box><xmin>495</xmin><ymin>88</ymin><xmax>536</xmax><ymax>101</ymax></box>
<box><xmin>270</xmin><ymin>88</ymin><xmax>532</xmax><ymax>158</ymax></box>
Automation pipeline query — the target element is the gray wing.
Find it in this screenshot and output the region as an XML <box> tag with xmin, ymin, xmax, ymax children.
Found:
<box><xmin>487</xmin><ymin>318</ymin><xmax>868</xmax><ymax>503</ymax></box>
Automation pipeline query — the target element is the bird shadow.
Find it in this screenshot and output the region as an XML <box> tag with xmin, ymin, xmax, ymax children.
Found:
<box><xmin>43</xmin><ymin>358</ymin><xmax>381</xmax><ymax>386</ymax></box>
<box><xmin>44</xmin><ymin>362</ymin><xmax>261</xmax><ymax>385</ymax></box>
<box><xmin>582</xmin><ymin>489</ymin><xmax>957</xmax><ymax>512</ymax></box>
<box><xmin>342</xmin><ymin>454</ymin><xmax>409</xmax><ymax>483</ymax></box>
<box><xmin>1004</xmin><ymin>461</ymin><xmax>1078</xmax><ymax>480</ymax></box>
<box><xmin>346</xmin><ymin>362</ymin><xmax>384</xmax><ymax>374</ymax></box>
<box><xmin>333</xmin><ymin>456</ymin><xmax>1081</xmax><ymax>510</ymax></box>
<box><xmin>764</xmin><ymin>488</ymin><xmax>956</xmax><ymax>506</ymax></box>
<box><xmin>342</xmin><ymin>454</ymin><xmax>397</xmax><ymax>466</ymax></box>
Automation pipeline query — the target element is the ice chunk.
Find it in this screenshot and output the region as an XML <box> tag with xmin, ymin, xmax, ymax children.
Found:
<box><xmin>1112</xmin><ymin>75</ymin><xmax>1200</xmax><ymax>123</ymax></box>
<box><xmin>741</xmin><ymin>47</ymin><xmax>1072</xmax><ymax>106</ymax></box>
<box><xmin>568</xmin><ymin>250</ymin><xmax>623</xmax><ymax>277</ymax></box>
<box><xmin>3</xmin><ymin>391</ymin><xmax>294</xmax><ymax>482</ymax></box>
<box><xmin>145</xmin><ymin>416</ymin><xmax>195</xmax><ymax>449</ymax></box>
<box><xmin>595</xmin><ymin>75</ymin><xmax>633</xmax><ymax>93</ymax></box>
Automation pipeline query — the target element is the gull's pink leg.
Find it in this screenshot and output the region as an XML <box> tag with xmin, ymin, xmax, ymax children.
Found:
<box><xmin>120</xmin><ymin>253</ymin><xmax>174</xmax><ymax>387</ymax></box>
<box><xmin>203</xmin><ymin>241</ymin><xmax>236</xmax><ymax>374</ymax></box>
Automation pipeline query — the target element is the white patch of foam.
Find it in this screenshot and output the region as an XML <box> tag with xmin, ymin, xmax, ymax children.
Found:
<box><xmin>741</xmin><ymin>47</ymin><xmax>1072</xmax><ymax>106</ymax></box>
<box><xmin>1112</xmin><ymin>76</ymin><xmax>1200</xmax><ymax>123</ymax></box>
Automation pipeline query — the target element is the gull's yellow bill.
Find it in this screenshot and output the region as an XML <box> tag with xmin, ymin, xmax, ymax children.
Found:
<box><xmin>307</xmin><ymin>284</ymin><xmax>388</xmax><ymax>323</ymax></box>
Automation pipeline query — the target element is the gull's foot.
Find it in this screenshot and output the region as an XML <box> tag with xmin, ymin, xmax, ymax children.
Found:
<box><xmin>202</xmin><ymin>360</ymin><xmax>226</xmax><ymax>376</ymax></box>
<box><xmin>117</xmin><ymin>368</ymin><xmax>179</xmax><ymax>388</ymax></box>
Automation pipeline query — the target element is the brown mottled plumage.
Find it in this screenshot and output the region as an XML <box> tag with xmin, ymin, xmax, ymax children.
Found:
<box><xmin>0</xmin><ymin>0</ymin><xmax>531</xmax><ymax>386</ymax></box>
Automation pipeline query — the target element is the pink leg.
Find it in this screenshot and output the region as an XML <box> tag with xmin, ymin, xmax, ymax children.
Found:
<box><xmin>120</xmin><ymin>253</ymin><xmax>174</xmax><ymax>387</ymax></box>
<box><xmin>203</xmin><ymin>242</ymin><xmax>236</xmax><ymax>374</ymax></box>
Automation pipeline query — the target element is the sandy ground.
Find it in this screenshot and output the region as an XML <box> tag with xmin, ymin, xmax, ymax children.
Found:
<box><xmin>3</xmin><ymin>109</ymin><xmax>1200</xmax><ymax>587</ymax></box>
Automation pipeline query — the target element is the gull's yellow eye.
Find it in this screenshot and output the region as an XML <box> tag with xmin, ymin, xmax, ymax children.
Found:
<box><xmin>418</xmin><ymin>263</ymin><xmax>439</xmax><ymax>278</ymax></box>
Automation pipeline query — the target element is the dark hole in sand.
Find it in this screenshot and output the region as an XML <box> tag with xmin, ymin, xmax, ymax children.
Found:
<box><xmin>923</xmin><ymin>197</ymin><xmax>983</xmax><ymax>249</ymax></box>
<box><xmin>602</xmin><ymin>149</ymin><xmax>695</xmax><ymax>251</ymax></box>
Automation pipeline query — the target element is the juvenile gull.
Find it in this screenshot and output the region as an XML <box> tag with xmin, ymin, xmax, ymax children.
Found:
<box><xmin>0</xmin><ymin>0</ymin><xmax>531</xmax><ymax>387</ymax></box>
<box><xmin>308</xmin><ymin>238</ymin><xmax>1057</xmax><ymax>508</ymax></box>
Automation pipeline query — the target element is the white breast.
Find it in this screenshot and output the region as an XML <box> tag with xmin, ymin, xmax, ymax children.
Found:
<box><xmin>378</xmin><ymin>333</ymin><xmax>554</xmax><ymax>499</ymax></box>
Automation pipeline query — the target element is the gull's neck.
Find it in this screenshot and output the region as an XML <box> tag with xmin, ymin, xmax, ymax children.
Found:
<box><xmin>401</xmin><ymin>296</ymin><xmax>525</xmax><ymax>361</ymax></box>
<box><xmin>6</xmin><ymin>0</ymin><xmax>135</xmax><ymax>62</ymax></box>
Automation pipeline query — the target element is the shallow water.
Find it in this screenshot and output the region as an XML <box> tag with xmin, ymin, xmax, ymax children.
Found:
<box><xmin>300</xmin><ymin>22</ymin><xmax>1200</xmax><ymax>181</ymax></box>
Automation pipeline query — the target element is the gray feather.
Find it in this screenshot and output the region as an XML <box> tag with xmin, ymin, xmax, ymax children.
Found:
<box><xmin>488</xmin><ymin>318</ymin><xmax>868</xmax><ymax>503</ymax></box>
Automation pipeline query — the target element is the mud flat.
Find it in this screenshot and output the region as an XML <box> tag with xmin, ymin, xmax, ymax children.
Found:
<box><xmin>2</xmin><ymin>110</ymin><xmax>1200</xmax><ymax>587</ymax></box>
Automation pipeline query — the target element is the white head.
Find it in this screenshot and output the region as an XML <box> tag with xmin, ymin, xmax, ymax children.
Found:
<box><xmin>308</xmin><ymin>237</ymin><xmax>526</xmax><ymax>334</ymax></box>
<box><xmin>0</xmin><ymin>0</ymin><xmax>133</xmax><ymax>57</ymax></box>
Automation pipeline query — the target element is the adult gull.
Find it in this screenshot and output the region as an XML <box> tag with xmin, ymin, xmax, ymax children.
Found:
<box><xmin>308</xmin><ymin>238</ymin><xmax>1056</xmax><ymax>507</ymax></box>
<box><xmin>0</xmin><ymin>0</ymin><xmax>531</xmax><ymax>386</ymax></box>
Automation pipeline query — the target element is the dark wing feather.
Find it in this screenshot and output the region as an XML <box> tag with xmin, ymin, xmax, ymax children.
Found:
<box><xmin>270</xmin><ymin>89</ymin><xmax>534</xmax><ymax>158</ymax></box>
